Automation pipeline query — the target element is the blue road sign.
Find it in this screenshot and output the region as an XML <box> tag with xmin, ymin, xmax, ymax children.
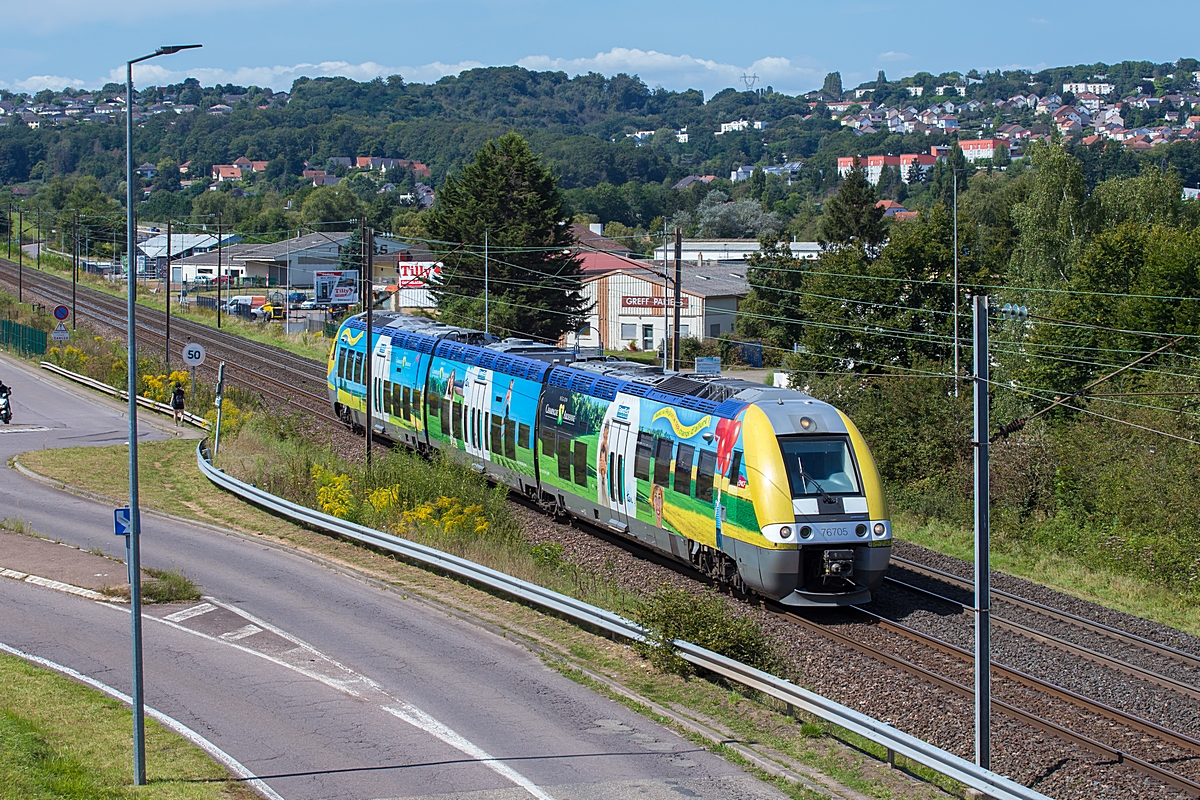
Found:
<box><xmin>114</xmin><ymin>507</ymin><xmax>132</xmax><ymax>536</ymax></box>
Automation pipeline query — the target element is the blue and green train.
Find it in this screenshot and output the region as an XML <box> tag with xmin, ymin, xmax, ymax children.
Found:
<box><xmin>329</xmin><ymin>311</ymin><xmax>892</xmax><ymax>606</ymax></box>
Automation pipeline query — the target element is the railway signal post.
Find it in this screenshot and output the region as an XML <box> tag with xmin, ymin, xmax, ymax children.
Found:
<box><xmin>973</xmin><ymin>293</ymin><xmax>991</xmax><ymax>770</ymax></box>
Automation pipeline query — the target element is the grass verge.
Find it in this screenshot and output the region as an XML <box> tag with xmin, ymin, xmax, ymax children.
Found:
<box><xmin>0</xmin><ymin>652</ymin><xmax>257</xmax><ymax>799</ymax></box>
<box><xmin>896</xmin><ymin>511</ymin><xmax>1200</xmax><ymax>638</ymax></box>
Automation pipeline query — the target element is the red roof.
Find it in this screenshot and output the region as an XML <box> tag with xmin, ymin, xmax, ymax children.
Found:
<box><xmin>578</xmin><ymin>250</ymin><xmax>636</xmax><ymax>273</ymax></box>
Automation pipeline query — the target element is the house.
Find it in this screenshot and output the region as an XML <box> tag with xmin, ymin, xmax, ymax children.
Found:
<box><xmin>570</xmin><ymin>223</ymin><xmax>634</xmax><ymax>257</ymax></box>
<box><xmin>573</xmin><ymin>264</ymin><xmax>751</xmax><ymax>351</ymax></box>
<box><xmin>302</xmin><ymin>169</ymin><xmax>327</xmax><ymax>179</ymax></box>
<box><xmin>652</xmin><ymin>239</ymin><xmax>820</xmax><ymax>266</ymax></box>
<box><xmin>1063</xmin><ymin>81</ymin><xmax>1114</xmax><ymax>96</ymax></box>
<box><xmin>675</xmin><ymin>128</ymin><xmax>689</xmax><ymax>143</ymax></box>
<box><xmin>717</xmin><ymin>119</ymin><xmax>766</xmax><ymax>134</ymax></box>
<box><xmin>328</xmin><ymin>157</ymin><xmax>353</xmax><ymax>168</ymax></box>
<box><xmin>211</xmin><ymin>165</ymin><xmax>242</xmax><ymax>181</ymax></box>
<box><xmin>136</xmin><ymin>162</ymin><xmax>159</xmax><ymax>180</ymax></box>
<box><xmin>672</xmin><ymin>174</ymin><xmax>715</xmax><ymax>190</ymax></box>
<box><xmin>206</xmin><ymin>104</ymin><xmax>233</xmax><ymax>115</ymax></box>
<box><xmin>936</xmin><ymin>115</ymin><xmax>960</xmax><ymax>131</ymax></box>
<box><xmin>906</xmin><ymin>86</ymin><xmax>925</xmax><ymax>97</ymax></box>
<box><xmin>935</xmin><ymin>85</ymin><xmax>966</xmax><ymax>97</ymax></box>
<box><xmin>1075</xmin><ymin>92</ymin><xmax>1103</xmax><ymax>113</ymax></box>
<box><xmin>876</xmin><ymin>199</ymin><xmax>908</xmax><ymax>217</ymax></box>
<box><xmin>179</xmin><ymin>160</ymin><xmax>192</xmax><ymax>174</ymax></box>
<box><xmin>415</xmin><ymin>183</ymin><xmax>436</xmax><ymax>208</ymax></box>
<box><xmin>958</xmin><ymin>139</ymin><xmax>1009</xmax><ymax>163</ymax></box>
<box><xmin>312</xmin><ymin>174</ymin><xmax>342</xmax><ymax>187</ymax></box>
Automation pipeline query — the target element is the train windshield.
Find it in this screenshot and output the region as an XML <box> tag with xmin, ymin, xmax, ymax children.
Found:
<box><xmin>777</xmin><ymin>436</ymin><xmax>860</xmax><ymax>497</ymax></box>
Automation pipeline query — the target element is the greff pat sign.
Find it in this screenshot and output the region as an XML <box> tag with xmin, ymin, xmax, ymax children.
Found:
<box><xmin>620</xmin><ymin>295</ymin><xmax>689</xmax><ymax>311</ymax></box>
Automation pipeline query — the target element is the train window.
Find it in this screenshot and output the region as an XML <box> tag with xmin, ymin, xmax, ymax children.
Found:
<box><xmin>428</xmin><ymin>392</ymin><xmax>439</xmax><ymax>417</ymax></box>
<box><xmin>443</xmin><ymin>396</ymin><xmax>452</xmax><ymax>426</ymax></box>
<box><xmin>572</xmin><ymin>440</ymin><xmax>588</xmax><ymax>487</ymax></box>
<box><xmin>393</xmin><ymin>383</ymin><xmax>403</xmax><ymax>417</ymax></box>
<box><xmin>652</xmin><ymin>438</ymin><xmax>673</xmax><ymax>487</ymax></box>
<box><xmin>452</xmin><ymin>401</ymin><xmax>463</xmax><ymax>440</ymax></box>
<box><xmin>381</xmin><ymin>380</ymin><xmax>392</xmax><ymax>415</ymax></box>
<box><xmin>695</xmin><ymin>450</ymin><xmax>717</xmax><ymax>503</ymax></box>
<box><xmin>337</xmin><ymin>348</ymin><xmax>348</xmax><ymax>380</ymax></box>
<box><xmin>778</xmin><ymin>437</ymin><xmax>860</xmax><ymax>496</ymax></box>
<box><xmin>557</xmin><ymin>435</ymin><xmax>572</xmax><ymax>480</ymax></box>
<box><xmin>402</xmin><ymin>386</ymin><xmax>411</xmax><ymax>419</ymax></box>
<box><xmin>353</xmin><ymin>352</ymin><xmax>364</xmax><ymax>384</ymax></box>
<box><xmin>487</xmin><ymin>414</ymin><xmax>498</xmax><ymax>454</ymax></box>
<box><xmin>727</xmin><ymin>450</ymin><xmax>743</xmax><ymax>481</ymax></box>
<box><xmin>518</xmin><ymin>423</ymin><xmax>531</xmax><ymax>451</ymax></box>
<box><xmin>413</xmin><ymin>389</ymin><xmax>421</xmax><ymax>414</ymax></box>
<box><xmin>505</xmin><ymin>419</ymin><xmax>517</xmax><ymax>459</ymax></box>
<box><xmin>674</xmin><ymin>444</ymin><xmax>695</xmax><ymax>495</ymax></box>
<box><xmin>634</xmin><ymin>432</ymin><xmax>654</xmax><ymax>482</ymax></box>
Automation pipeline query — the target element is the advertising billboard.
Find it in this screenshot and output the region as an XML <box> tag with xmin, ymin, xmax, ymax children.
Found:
<box><xmin>314</xmin><ymin>270</ymin><xmax>360</xmax><ymax>305</ymax></box>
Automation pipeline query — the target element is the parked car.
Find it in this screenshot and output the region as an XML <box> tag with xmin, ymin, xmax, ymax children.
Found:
<box><xmin>299</xmin><ymin>299</ymin><xmax>318</xmax><ymax>310</ymax></box>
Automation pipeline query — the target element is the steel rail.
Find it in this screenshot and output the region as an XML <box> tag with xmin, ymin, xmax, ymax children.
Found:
<box><xmin>0</xmin><ymin>258</ymin><xmax>334</xmax><ymax>417</ymax></box>
<box><xmin>886</xmin><ymin>574</ymin><xmax>1200</xmax><ymax>702</ymax></box>
<box><xmin>0</xmin><ymin>257</ymin><xmax>329</xmax><ymax>383</ymax></box>
<box><xmin>855</xmin><ymin>606</ymin><xmax>1200</xmax><ymax>756</ymax></box>
<box><xmin>194</xmin><ymin>441</ymin><xmax>1052</xmax><ymax>800</ymax></box>
<box><xmin>778</xmin><ymin>609</ymin><xmax>1200</xmax><ymax>797</ymax></box>
<box><xmin>891</xmin><ymin>555</ymin><xmax>1200</xmax><ymax>671</ymax></box>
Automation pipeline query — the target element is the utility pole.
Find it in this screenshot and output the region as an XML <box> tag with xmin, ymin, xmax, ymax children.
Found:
<box><xmin>672</xmin><ymin>228</ymin><xmax>683</xmax><ymax>372</ymax></box>
<box><xmin>216</xmin><ymin>213</ymin><xmax>222</xmax><ymax>329</ymax></box>
<box><xmin>36</xmin><ymin>210</ymin><xmax>41</xmax><ymax>271</ymax></box>
<box><xmin>5</xmin><ymin>202</ymin><xmax>10</xmax><ymax>259</ymax></box>
<box><xmin>953</xmin><ymin>172</ymin><xmax>960</xmax><ymax>397</ymax></box>
<box><xmin>72</xmin><ymin>211</ymin><xmax>78</xmax><ymax>329</ymax></box>
<box><xmin>972</xmin><ymin>293</ymin><xmax>991</xmax><ymax>770</ymax></box>
<box><xmin>662</xmin><ymin>223</ymin><xmax>670</xmax><ymax>370</ymax></box>
<box><xmin>364</xmin><ymin>224</ymin><xmax>374</xmax><ymax>466</ymax></box>
<box><xmin>483</xmin><ymin>228</ymin><xmax>489</xmax><ymax>337</ymax></box>
<box><xmin>17</xmin><ymin>206</ymin><xmax>23</xmax><ymax>301</ymax></box>
<box><xmin>165</xmin><ymin>220</ymin><xmax>171</xmax><ymax>365</ymax></box>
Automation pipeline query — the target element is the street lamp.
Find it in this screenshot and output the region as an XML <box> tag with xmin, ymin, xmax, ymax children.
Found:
<box><xmin>123</xmin><ymin>42</ymin><xmax>201</xmax><ymax>788</ymax></box>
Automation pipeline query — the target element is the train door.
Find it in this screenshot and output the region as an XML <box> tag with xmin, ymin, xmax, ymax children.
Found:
<box><xmin>599</xmin><ymin>394</ymin><xmax>640</xmax><ymax>529</ymax></box>
<box><xmin>464</xmin><ymin>366</ymin><xmax>492</xmax><ymax>462</ymax></box>
<box><xmin>372</xmin><ymin>335</ymin><xmax>391</xmax><ymax>420</ymax></box>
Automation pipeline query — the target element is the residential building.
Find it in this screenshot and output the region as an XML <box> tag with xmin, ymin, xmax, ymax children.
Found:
<box><xmin>671</xmin><ymin>174</ymin><xmax>716</xmax><ymax>190</ymax></box>
<box><xmin>652</xmin><ymin>239</ymin><xmax>820</xmax><ymax>265</ymax></box>
<box><xmin>212</xmin><ymin>165</ymin><xmax>242</xmax><ymax>181</ymax></box>
<box><xmin>1063</xmin><ymin>81</ymin><xmax>1114</xmax><ymax>96</ymax></box>
<box><xmin>717</xmin><ymin>119</ymin><xmax>766</xmax><ymax>134</ymax></box>
<box><xmin>958</xmin><ymin>138</ymin><xmax>1009</xmax><ymax>162</ymax></box>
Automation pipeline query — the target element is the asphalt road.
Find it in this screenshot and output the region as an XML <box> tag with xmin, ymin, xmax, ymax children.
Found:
<box><xmin>0</xmin><ymin>352</ymin><xmax>786</xmax><ymax>800</ymax></box>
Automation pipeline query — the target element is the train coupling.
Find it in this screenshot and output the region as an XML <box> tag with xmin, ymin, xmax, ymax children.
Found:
<box><xmin>822</xmin><ymin>549</ymin><xmax>855</xmax><ymax>583</ymax></box>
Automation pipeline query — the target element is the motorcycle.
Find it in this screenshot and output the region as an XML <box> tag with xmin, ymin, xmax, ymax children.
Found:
<box><xmin>0</xmin><ymin>389</ymin><xmax>11</xmax><ymax>424</ymax></box>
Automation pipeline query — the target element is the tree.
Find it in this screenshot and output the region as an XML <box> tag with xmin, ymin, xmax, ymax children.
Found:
<box><xmin>1007</xmin><ymin>140</ymin><xmax>1091</xmax><ymax>288</ymax></box>
<box><xmin>425</xmin><ymin>132</ymin><xmax>586</xmax><ymax>342</ymax></box>
<box><xmin>301</xmin><ymin>185</ymin><xmax>365</xmax><ymax>230</ymax></box>
<box><xmin>822</xmin><ymin>72</ymin><xmax>843</xmax><ymax>98</ymax></box>
<box><xmin>739</xmin><ymin>236</ymin><xmax>808</xmax><ymax>352</ymax></box>
<box><xmin>876</xmin><ymin>70</ymin><xmax>887</xmax><ymax>87</ymax></box>
<box><xmin>748</xmin><ymin>167</ymin><xmax>766</xmax><ymax>200</ymax></box>
<box><xmin>818</xmin><ymin>162</ymin><xmax>886</xmax><ymax>249</ymax></box>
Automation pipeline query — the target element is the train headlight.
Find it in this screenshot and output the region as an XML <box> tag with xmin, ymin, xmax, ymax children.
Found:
<box><xmin>799</xmin><ymin>525</ymin><xmax>813</xmax><ymax>539</ymax></box>
<box><xmin>873</xmin><ymin>522</ymin><xmax>887</xmax><ymax>536</ymax></box>
<box><xmin>855</xmin><ymin>524</ymin><xmax>868</xmax><ymax>537</ymax></box>
<box><xmin>779</xmin><ymin>526</ymin><xmax>793</xmax><ymax>539</ymax></box>
<box><xmin>799</xmin><ymin>416</ymin><xmax>815</xmax><ymax>431</ymax></box>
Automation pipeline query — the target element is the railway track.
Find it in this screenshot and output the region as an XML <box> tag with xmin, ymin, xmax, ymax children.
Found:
<box><xmin>8</xmin><ymin>256</ymin><xmax>1199</xmax><ymax>795</ymax></box>
<box><xmin>0</xmin><ymin>258</ymin><xmax>336</xmax><ymax>421</ymax></box>
<box><xmin>776</xmin><ymin>604</ymin><xmax>1200</xmax><ymax>796</ymax></box>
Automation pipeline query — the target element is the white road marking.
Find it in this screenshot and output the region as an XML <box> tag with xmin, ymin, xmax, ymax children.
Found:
<box><xmin>114</xmin><ymin>596</ymin><xmax>559</xmax><ymax>800</ymax></box>
<box><xmin>382</xmin><ymin>703</ymin><xmax>557</xmax><ymax>800</ymax></box>
<box><xmin>0</xmin><ymin>640</ymin><xmax>286</xmax><ymax>800</ymax></box>
<box><xmin>164</xmin><ymin>602</ymin><xmax>216</xmax><ymax>623</ymax></box>
<box><xmin>0</xmin><ymin>426</ymin><xmax>51</xmax><ymax>434</ymax></box>
<box><xmin>219</xmin><ymin>624</ymin><xmax>262</xmax><ymax>642</ymax></box>
<box><xmin>1</xmin><ymin>568</ymin><xmax>30</xmax><ymax>580</ymax></box>
<box><xmin>24</xmin><ymin>575</ymin><xmax>106</xmax><ymax>601</ymax></box>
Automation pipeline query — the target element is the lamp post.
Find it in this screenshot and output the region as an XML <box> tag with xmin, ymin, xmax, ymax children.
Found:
<box><xmin>124</xmin><ymin>43</ymin><xmax>201</xmax><ymax>787</ymax></box>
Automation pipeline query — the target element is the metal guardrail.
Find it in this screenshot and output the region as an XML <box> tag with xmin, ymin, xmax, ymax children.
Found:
<box><xmin>39</xmin><ymin>362</ymin><xmax>210</xmax><ymax>429</ymax></box>
<box><xmin>194</xmin><ymin>441</ymin><xmax>1049</xmax><ymax>800</ymax></box>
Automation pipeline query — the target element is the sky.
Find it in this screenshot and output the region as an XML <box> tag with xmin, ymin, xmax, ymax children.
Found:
<box><xmin>1</xmin><ymin>0</ymin><xmax>1198</xmax><ymax>98</ymax></box>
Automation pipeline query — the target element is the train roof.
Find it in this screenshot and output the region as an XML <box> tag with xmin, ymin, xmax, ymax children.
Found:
<box><xmin>341</xmin><ymin>311</ymin><xmax>838</xmax><ymax>427</ymax></box>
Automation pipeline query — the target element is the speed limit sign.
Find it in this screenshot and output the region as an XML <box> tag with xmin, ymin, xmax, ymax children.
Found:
<box><xmin>182</xmin><ymin>343</ymin><xmax>207</xmax><ymax>367</ymax></box>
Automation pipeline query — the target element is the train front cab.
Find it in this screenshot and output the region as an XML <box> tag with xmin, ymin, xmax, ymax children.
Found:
<box><xmin>742</xmin><ymin>401</ymin><xmax>891</xmax><ymax>607</ymax></box>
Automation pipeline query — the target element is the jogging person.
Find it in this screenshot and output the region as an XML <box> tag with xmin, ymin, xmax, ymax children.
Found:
<box><xmin>170</xmin><ymin>382</ymin><xmax>186</xmax><ymax>426</ymax></box>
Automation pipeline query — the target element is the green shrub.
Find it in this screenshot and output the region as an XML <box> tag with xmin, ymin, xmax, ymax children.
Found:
<box><xmin>634</xmin><ymin>587</ymin><xmax>779</xmax><ymax>677</ymax></box>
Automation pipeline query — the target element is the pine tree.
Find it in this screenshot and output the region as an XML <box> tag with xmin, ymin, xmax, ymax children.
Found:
<box><xmin>822</xmin><ymin>72</ymin><xmax>843</xmax><ymax>98</ymax></box>
<box><xmin>425</xmin><ymin>132</ymin><xmax>586</xmax><ymax>342</ymax></box>
<box><xmin>818</xmin><ymin>162</ymin><xmax>886</xmax><ymax>249</ymax></box>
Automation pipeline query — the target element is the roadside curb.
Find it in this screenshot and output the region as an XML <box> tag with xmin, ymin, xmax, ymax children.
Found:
<box><xmin>0</xmin><ymin>566</ymin><xmax>120</xmax><ymax>603</ymax></box>
<box><xmin>9</xmin><ymin>456</ymin><xmax>869</xmax><ymax>799</ymax></box>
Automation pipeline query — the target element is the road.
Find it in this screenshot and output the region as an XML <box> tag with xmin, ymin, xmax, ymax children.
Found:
<box><xmin>0</xmin><ymin>352</ymin><xmax>786</xmax><ymax>800</ymax></box>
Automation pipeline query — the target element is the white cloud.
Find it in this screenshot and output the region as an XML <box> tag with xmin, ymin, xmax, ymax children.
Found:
<box><xmin>877</xmin><ymin>51</ymin><xmax>911</xmax><ymax>63</ymax></box>
<box><xmin>1030</xmin><ymin>17</ymin><xmax>1048</xmax><ymax>23</ymax></box>
<box><xmin>5</xmin><ymin>48</ymin><xmax>824</xmax><ymax>97</ymax></box>
<box><xmin>517</xmin><ymin>49</ymin><xmax>819</xmax><ymax>95</ymax></box>
<box><xmin>0</xmin><ymin>74</ymin><xmax>87</xmax><ymax>92</ymax></box>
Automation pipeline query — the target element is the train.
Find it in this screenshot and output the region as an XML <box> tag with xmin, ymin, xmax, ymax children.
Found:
<box><xmin>328</xmin><ymin>311</ymin><xmax>891</xmax><ymax>606</ymax></box>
